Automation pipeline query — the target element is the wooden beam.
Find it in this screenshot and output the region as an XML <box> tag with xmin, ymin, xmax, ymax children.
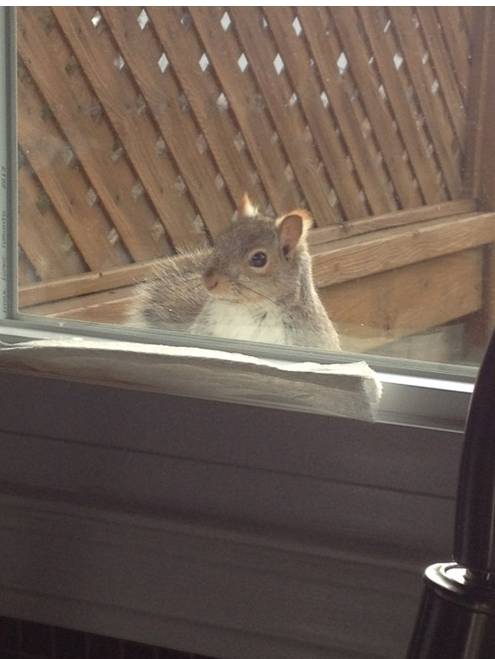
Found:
<box><xmin>23</xmin><ymin>285</ymin><xmax>138</xmax><ymax>325</ymax></box>
<box><xmin>24</xmin><ymin>251</ymin><xmax>483</xmax><ymax>355</ymax></box>
<box><xmin>19</xmin><ymin>259</ymin><xmax>163</xmax><ymax>309</ymax></box>
<box><xmin>308</xmin><ymin>199</ymin><xmax>476</xmax><ymax>246</ymax></box>
<box><xmin>20</xmin><ymin>209</ymin><xmax>495</xmax><ymax>309</ymax></box>
<box><xmin>312</xmin><ymin>212</ymin><xmax>495</xmax><ymax>288</ymax></box>
<box><xmin>319</xmin><ymin>250</ymin><xmax>483</xmax><ymax>351</ymax></box>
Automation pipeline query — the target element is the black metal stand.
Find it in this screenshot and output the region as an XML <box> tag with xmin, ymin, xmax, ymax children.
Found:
<box><xmin>407</xmin><ymin>333</ymin><xmax>495</xmax><ymax>658</ymax></box>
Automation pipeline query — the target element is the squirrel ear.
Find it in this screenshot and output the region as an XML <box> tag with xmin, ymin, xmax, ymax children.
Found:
<box><xmin>276</xmin><ymin>210</ymin><xmax>313</xmax><ymax>258</ymax></box>
<box><xmin>238</xmin><ymin>192</ymin><xmax>258</xmax><ymax>218</ymax></box>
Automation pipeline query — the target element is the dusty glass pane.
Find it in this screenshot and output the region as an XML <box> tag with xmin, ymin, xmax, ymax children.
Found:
<box><xmin>15</xmin><ymin>6</ymin><xmax>494</xmax><ymax>366</ymax></box>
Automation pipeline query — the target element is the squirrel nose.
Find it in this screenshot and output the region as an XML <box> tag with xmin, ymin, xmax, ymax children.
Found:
<box><xmin>203</xmin><ymin>269</ymin><xmax>219</xmax><ymax>291</ymax></box>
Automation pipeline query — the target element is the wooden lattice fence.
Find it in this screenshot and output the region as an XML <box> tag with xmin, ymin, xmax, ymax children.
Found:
<box><xmin>16</xmin><ymin>7</ymin><xmax>495</xmax><ymax>356</ymax></box>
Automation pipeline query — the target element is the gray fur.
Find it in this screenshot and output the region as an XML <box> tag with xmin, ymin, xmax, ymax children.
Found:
<box><xmin>131</xmin><ymin>212</ymin><xmax>340</xmax><ymax>351</ymax></box>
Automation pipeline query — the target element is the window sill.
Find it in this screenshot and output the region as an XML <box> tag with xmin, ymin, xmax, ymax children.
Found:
<box><xmin>0</xmin><ymin>319</ymin><xmax>474</xmax><ymax>430</ymax></box>
<box><xmin>0</xmin><ymin>321</ymin><xmax>469</xmax><ymax>658</ymax></box>
<box><xmin>0</xmin><ymin>360</ymin><xmax>464</xmax><ymax>658</ymax></box>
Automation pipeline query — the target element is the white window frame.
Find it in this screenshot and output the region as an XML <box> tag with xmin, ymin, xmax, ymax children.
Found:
<box><xmin>0</xmin><ymin>8</ymin><xmax>474</xmax><ymax>658</ymax></box>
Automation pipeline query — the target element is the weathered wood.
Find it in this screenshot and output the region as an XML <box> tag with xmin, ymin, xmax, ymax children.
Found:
<box><xmin>308</xmin><ymin>199</ymin><xmax>477</xmax><ymax>246</ymax></box>
<box><xmin>24</xmin><ymin>251</ymin><xmax>483</xmax><ymax>355</ymax></box>
<box><xmin>465</xmin><ymin>9</ymin><xmax>495</xmax><ymax>209</ymax></box>
<box><xmin>17</xmin><ymin>8</ymin><xmax>167</xmax><ymax>262</ymax></box>
<box><xmin>24</xmin><ymin>285</ymin><xmax>138</xmax><ymax>324</ymax></box>
<box><xmin>19</xmin><ymin>163</ymin><xmax>87</xmax><ymax>281</ymax></box>
<box><xmin>19</xmin><ymin>206</ymin><xmax>488</xmax><ymax>311</ymax></box>
<box><xmin>298</xmin><ymin>6</ymin><xmax>395</xmax><ymax>216</ymax></box>
<box><xmin>189</xmin><ymin>7</ymin><xmax>301</xmax><ymax>216</ymax></box>
<box><xmin>229</xmin><ymin>7</ymin><xmax>341</xmax><ymax>224</ymax></box>
<box><xmin>263</xmin><ymin>7</ymin><xmax>371</xmax><ymax>220</ymax></box>
<box><xmin>147</xmin><ymin>7</ymin><xmax>268</xmax><ymax>211</ymax></box>
<box><xmin>102</xmin><ymin>6</ymin><xmax>234</xmax><ymax>239</ymax></box>
<box><xmin>19</xmin><ymin>250</ymin><xmax>38</xmax><ymax>285</ymax></box>
<box><xmin>17</xmin><ymin>62</ymin><xmax>129</xmax><ymax>271</ymax></box>
<box><xmin>462</xmin><ymin>8</ymin><xmax>495</xmax><ymax>352</ymax></box>
<box><xmin>461</xmin><ymin>7</ymin><xmax>475</xmax><ymax>40</ymax></box>
<box><xmin>389</xmin><ymin>7</ymin><xmax>463</xmax><ymax>198</ymax></box>
<box><xmin>53</xmin><ymin>7</ymin><xmax>201</xmax><ymax>252</ymax></box>
<box><xmin>374</xmin><ymin>325</ymin><xmax>466</xmax><ymax>363</ymax></box>
<box><xmin>436</xmin><ymin>7</ymin><xmax>470</xmax><ymax>102</ymax></box>
<box><xmin>320</xmin><ymin>249</ymin><xmax>483</xmax><ymax>351</ymax></box>
<box><xmin>16</xmin><ymin>5</ymin><xmax>484</xmax><ymax>356</ymax></box>
<box><xmin>416</xmin><ymin>7</ymin><xmax>466</xmax><ymax>146</ymax></box>
<box><xmin>357</xmin><ymin>7</ymin><xmax>445</xmax><ymax>205</ymax></box>
<box><xmin>329</xmin><ymin>7</ymin><xmax>423</xmax><ymax>209</ymax></box>
<box><xmin>20</xmin><ymin>259</ymin><xmax>161</xmax><ymax>308</ymax></box>
<box><xmin>312</xmin><ymin>212</ymin><xmax>495</xmax><ymax>288</ymax></box>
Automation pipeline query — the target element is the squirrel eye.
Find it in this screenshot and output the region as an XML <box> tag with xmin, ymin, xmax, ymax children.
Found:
<box><xmin>249</xmin><ymin>251</ymin><xmax>268</xmax><ymax>268</ymax></box>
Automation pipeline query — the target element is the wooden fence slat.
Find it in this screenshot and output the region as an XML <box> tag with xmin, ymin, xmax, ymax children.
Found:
<box><xmin>264</xmin><ymin>8</ymin><xmax>371</xmax><ymax>220</ymax></box>
<box><xmin>53</xmin><ymin>7</ymin><xmax>204</xmax><ymax>253</ymax></box>
<box><xmin>416</xmin><ymin>8</ymin><xmax>466</xmax><ymax>147</ymax></box>
<box><xmin>19</xmin><ymin>164</ymin><xmax>87</xmax><ymax>281</ymax></box>
<box><xmin>389</xmin><ymin>7</ymin><xmax>463</xmax><ymax>198</ymax></box>
<box><xmin>329</xmin><ymin>7</ymin><xmax>423</xmax><ymax>210</ymax></box>
<box><xmin>468</xmin><ymin>10</ymin><xmax>489</xmax><ymax>201</ymax></box>
<box><xmin>462</xmin><ymin>8</ymin><xmax>493</xmax><ymax>203</ymax></box>
<box><xmin>461</xmin><ymin>7</ymin><xmax>475</xmax><ymax>39</ymax></box>
<box><xmin>262</xmin><ymin>7</ymin><xmax>369</xmax><ymax>221</ymax></box>
<box><xmin>312</xmin><ymin>212</ymin><xmax>495</xmax><ymax>288</ymax></box>
<box><xmin>147</xmin><ymin>7</ymin><xmax>268</xmax><ymax>212</ymax></box>
<box><xmin>18</xmin><ymin>65</ymin><xmax>129</xmax><ymax>271</ymax></box>
<box><xmin>102</xmin><ymin>6</ymin><xmax>234</xmax><ymax>238</ymax></box>
<box><xmin>189</xmin><ymin>7</ymin><xmax>301</xmax><ymax>216</ymax></box>
<box><xmin>228</xmin><ymin>7</ymin><xmax>341</xmax><ymax>225</ymax></box>
<box><xmin>435</xmin><ymin>7</ymin><xmax>470</xmax><ymax>102</ymax></box>
<box><xmin>296</xmin><ymin>7</ymin><xmax>395</xmax><ymax>216</ymax></box>
<box><xmin>358</xmin><ymin>7</ymin><xmax>445</xmax><ymax>205</ymax></box>
<box><xmin>309</xmin><ymin>199</ymin><xmax>477</xmax><ymax>246</ymax></box>
<box><xmin>17</xmin><ymin>8</ymin><xmax>167</xmax><ymax>262</ymax></box>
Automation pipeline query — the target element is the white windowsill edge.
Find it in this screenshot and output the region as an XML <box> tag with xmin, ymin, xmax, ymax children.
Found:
<box><xmin>0</xmin><ymin>321</ymin><xmax>473</xmax><ymax>431</ymax></box>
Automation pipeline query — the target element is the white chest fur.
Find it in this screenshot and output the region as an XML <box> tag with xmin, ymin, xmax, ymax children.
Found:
<box><xmin>191</xmin><ymin>299</ymin><xmax>288</xmax><ymax>344</ymax></box>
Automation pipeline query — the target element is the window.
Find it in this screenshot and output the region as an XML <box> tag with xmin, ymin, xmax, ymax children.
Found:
<box><xmin>12</xmin><ymin>6</ymin><xmax>494</xmax><ymax>367</ymax></box>
<box><xmin>0</xmin><ymin>9</ymin><xmax>485</xmax><ymax>658</ymax></box>
<box><xmin>2</xmin><ymin>6</ymin><xmax>489</xmax><ymax>427</ymax></box>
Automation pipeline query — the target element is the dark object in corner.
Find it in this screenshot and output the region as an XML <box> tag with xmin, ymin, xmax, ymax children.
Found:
<box><xmin>407</xmin><ymin>331</ymin><xmax>495</xmax><ymax>658</ymax></box>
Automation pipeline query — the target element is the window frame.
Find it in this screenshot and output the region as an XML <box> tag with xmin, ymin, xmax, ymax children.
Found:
<box><xmin>1</xmin><ymin>6</ymin><xmax>476</xmax><ymax>431</ymax></box>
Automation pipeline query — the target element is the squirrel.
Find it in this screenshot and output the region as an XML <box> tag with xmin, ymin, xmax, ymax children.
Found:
<box><xmin>131</xmin><ymin>194</ymin><xmax>340</xmax><ymax>351</ymax></box>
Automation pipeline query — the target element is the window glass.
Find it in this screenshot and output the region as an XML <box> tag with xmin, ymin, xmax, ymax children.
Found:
<box><xmin>15</xmin><ymin>7</ymin><xmax>494</xmax><ymax>366</ymax></box>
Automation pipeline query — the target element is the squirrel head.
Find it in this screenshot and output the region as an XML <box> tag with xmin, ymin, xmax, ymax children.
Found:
<box><xmin>202</xmin><ymin>194</ymin><xmax>314</xmax><ymax>305</ymax></box>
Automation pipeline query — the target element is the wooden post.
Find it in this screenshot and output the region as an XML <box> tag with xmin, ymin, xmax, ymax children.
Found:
<box><xmin>463</xmin><ymin>8</ymin><xmax>495</xmax><ymax>358</ymax></box>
